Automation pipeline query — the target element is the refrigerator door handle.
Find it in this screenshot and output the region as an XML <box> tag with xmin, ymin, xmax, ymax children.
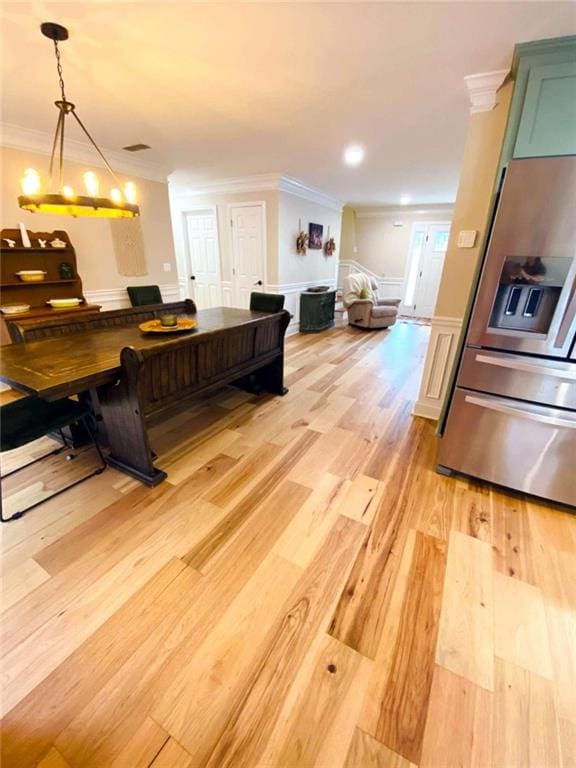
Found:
<box><xmin>554</xmin><ymin>277</ymin><xmax>576</xmax><ymax>349</ymax></box>
<box><xmin>464</xmin><ymin>393</ymin><xmax>576</xmax><ymax>429</ymax></box>
<box><xmin>474</xmin><ymin>352</ymin><xmax>576</xmax><ymax>380</ymax></box>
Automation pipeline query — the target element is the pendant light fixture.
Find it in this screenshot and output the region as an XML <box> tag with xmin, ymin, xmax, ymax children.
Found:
<box><xmin>18</xmin><ymin>22</ymin><xmax>140</xmax><ymax>219</ymax></box>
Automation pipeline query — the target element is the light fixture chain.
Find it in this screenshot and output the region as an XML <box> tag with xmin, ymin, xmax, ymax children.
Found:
<box><xmin>53</xmin><ymin>39</ymin><xmax>67</xmax><ymax>101</ymax></box>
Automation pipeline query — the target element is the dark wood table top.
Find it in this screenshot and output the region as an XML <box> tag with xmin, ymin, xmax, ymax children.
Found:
<box><xmin>0</xmin><ymin>307</ymin><xmax>271</xmax><ymax>401</ymax></box>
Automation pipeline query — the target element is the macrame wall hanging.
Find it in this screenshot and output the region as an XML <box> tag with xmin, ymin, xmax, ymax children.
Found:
<box><xmin>110</xmin><ymin>217</ymin><xmax>149</xmax><ymax>276</ymax></box>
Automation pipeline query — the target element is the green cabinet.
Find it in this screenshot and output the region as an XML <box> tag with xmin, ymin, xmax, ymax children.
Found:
<box><xmin>514</xmin><ymin>60</ymin><xmax>576</xmax><ymax>157</ymax></box>
<box><xmin>500</xmin><ymin>36</ymin><xmax>576</xmax><ymax>167</ymax></box>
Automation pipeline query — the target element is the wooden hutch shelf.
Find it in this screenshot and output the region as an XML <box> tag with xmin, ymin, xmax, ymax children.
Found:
<box><xmin>1</xmin><ymin>228</ymin><xmax>101</xmax><ymax>344</ymax></box>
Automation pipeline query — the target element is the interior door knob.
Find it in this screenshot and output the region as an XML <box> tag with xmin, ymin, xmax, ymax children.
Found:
<box><xmin>190</xmin><ymin>275</ymin><xmax>196</xmax><ymax>280</ymax></box>
<box><xmin>254</xmin><ymin>280</ymin><xmax>263</xmax><ymax>286</ymax></box>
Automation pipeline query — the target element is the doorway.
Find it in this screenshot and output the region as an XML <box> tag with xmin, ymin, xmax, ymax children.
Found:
<box><xmin>402</xmin><ymin>222</ymin><xmax>451</xmax><ymax>318</ymax></box>
<box><xmin>183</xmin><ymin>208</ymin><xmax>222</xmax><ymax>309</ymax></box>
<box><xmin>228</xmin><ymin>202</ymin><xmax>266</xmax><ymax>308</ymax></box>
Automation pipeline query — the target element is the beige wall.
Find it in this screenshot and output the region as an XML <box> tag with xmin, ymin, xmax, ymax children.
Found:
<box><xmin>169</xmin><ymin>188</ymin><xmax>279</xmax><ymax>287</ymax></box>
<box><xmin>277</xmin><ymin>191</ymin><xmax>341</xmax><ymax>286</ymax></box>
<box><xmin>339</xmin><ymin>205</ymin><xmax>357</xmax><ymax>262</ymax></box>
<box><xmin>434</xmin><ymin>80</ymin><xmax>514</xmax><ymax>318</ymax></box>
<box><xmin>354</xmin><ymin>207</ymin><xmax>453</xmax><ymax>278</ymax></box>
<box><xmin>0</xmin><ymin>146</ymin><xmax>177</xmax><ymax>293</ymax></box>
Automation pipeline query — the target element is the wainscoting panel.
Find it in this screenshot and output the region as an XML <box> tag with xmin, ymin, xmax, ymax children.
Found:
<box><xmin>84</xmin><ymin>283</ymin><xmax>181</xmax><ymax>311</ymax></box>
<box><xmin>413</xmin><ymin>316</ymin><xmax>463</xmax><ymax>420</ymax></box>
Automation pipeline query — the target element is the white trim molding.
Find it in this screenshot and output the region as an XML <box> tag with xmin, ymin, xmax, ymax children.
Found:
<box><xmin>412</xmin><ymin>315</ymin><xmax>463</xmax><ymax>420</ymax></box>
<box><xmin>464</xmin><ymin>70</ymin><xmax>509</xmax><ymax>114</ymax></box>
<box><xmin>267</xmin><ymin>278</ymin><xmax>338</xmax><ymax>334</ymax></box>
<box><xmin>1</xmin><ymin>122</ymin><xmax>171</xmax><ymax>182</ymax></box>
<box><xmin>84</xmin><ymin>283</ymin><xmax>180</xmax><ymax>311</ymax></box>
<box><xmin>355</xmin><ymin>206</ymin><xmax>454</xmax><ymax>219</ymax></box>
<box><xmin>171</xmin><ymin>173</ymin><xmax>343</xmax><ymax>212</ymax></box>
<box><xmin>338</xmin><ymin>259</ymin><xmax>404</xmax><ymax>301</ymax></box>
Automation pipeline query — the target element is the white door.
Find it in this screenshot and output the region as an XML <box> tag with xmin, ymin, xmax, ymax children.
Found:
<box><xmin>402</xmin><ymin>222</ymin><xmax>450</xmax><ymax>318</ymax></box>
<box><xmin>184</xmin><ymin>209</ymin><xmax>222</xmax><ymax>309</ymax></box>
<box><xmin>229</xmin><ymin>203</ymin><xmax>266</xmax><ymax>308</ymax></box>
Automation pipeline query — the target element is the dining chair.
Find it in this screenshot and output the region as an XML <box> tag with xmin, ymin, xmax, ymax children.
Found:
<box><xmin>127</xmin><ymin>285</ymin><xmax>163</xmax><ymax>307</ymax></box>
<box><xmin>0</xmin><ymin>396</ymin><xmax>106</xmax><ymax>522</ymax></box>
<box><xmin>250</xmin><ymin>292</ymin><xmax>285</xmax><ymax>313</ymax></box>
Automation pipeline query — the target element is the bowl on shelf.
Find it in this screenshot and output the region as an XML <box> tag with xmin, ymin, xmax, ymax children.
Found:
<box><xmin>46</xmin><ymin>298</ymin><xmax>83</xmax><ymax>309</ymax></box>
<box><xmin>15</xmin><ymin>270</ymin><xmax>47</xmax><ymax>282</ymax></box>
<box><xmin>0</xmin><ymin>303</ymin><xmax>31</xmax><ymax>315</ymax></box>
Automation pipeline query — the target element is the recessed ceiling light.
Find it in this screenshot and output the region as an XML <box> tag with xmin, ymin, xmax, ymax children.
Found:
<box><xmin>344</xmin><ymin>145</ymin><xmax>365</xmax><ymax>166</ymax></box>
<box><xmin>399</xmin><ymin>194</ymin><xmax>412</xmax><ymax>205</ymax></box>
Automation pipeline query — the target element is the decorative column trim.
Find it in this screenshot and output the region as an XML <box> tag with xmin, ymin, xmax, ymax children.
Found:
<box><xmin>412</xmin><ymin>315</ymin><xmax>463</xmax><ymax>420</ymax></box>
<box><xmin>464</xmin><ymin>70</ymin><xmax>509</xmax><ymax>114</ymax></box>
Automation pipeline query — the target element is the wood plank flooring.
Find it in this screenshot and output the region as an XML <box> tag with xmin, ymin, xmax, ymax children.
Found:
<box><xmin>1</xmin><ymin>319</ymin><xmax>574</xmax><ymax>767</ymax></box>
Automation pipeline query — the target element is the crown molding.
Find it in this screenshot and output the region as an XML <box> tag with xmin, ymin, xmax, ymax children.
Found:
<box><xmin>278</xmin><ymin>175</ymin><xmax>343</xmax><ymax>212</ymax></box>
<box><xmin>0</xmin><ymin>122</ymin><xmax>171</xmax><ymax>183</ymax></box>
<box><xmin>464</xmin><ymin>70</ymin><xmax>509</xmax><ymax>114</ymax></box>
<box><xmin>355</xmin><ymin>205</ymin><xmax>453</xmax><ymax>218</ymax></box>
<box><xmin>170</xmin><ymin>173</ymin><xmax>343</xmax><ymax>212</ymax></box>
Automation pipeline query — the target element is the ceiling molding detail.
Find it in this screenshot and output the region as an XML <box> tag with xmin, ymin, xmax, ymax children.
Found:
<box><xmin>0</xmin><ymin>122</ymin><xmax>171</xmax><ymax>183</ymax></box>
<box><xmin>278</xmin><ymin>175</ymin><xmax>343</xmax><ymax>212</ymax></box>
<box><xmin>355</xmin><ymin>206</ymin><xmax>454</xmax><ymax>218</ymax></box>
<box><xmin>171</xmin><ymin>173</ymin><xmax>343</xmax><ymax>212</ymax></box>
<box><xmin>464</xmin><ymin>69</ymin><xmax>509</xmax><ymax>114</ymax></box>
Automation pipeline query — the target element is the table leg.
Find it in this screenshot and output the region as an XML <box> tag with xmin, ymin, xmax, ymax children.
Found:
<box><xmin>97</xmin><ymin>382</ymin><xmax>166</xmax><ymax>486</ymax></box>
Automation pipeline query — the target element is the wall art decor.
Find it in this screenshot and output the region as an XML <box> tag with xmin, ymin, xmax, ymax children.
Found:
<box><xmin>296</xmin><ymin>230</ymin><xmax>309</xmax><ymax>255</ymax></box>
<box><xmin>324</xmin><ymin>237</ymin><xmax>336</xmax><ymax>256</ymax></box>
<box><xmin>110</xmin><ymin>217</ymin><xmax>149</xmax><ymax>276</ymax></box>
<box><xmin>308</xmin><ymin>222</ymin><xmax>323</xmax><ymax>249</ymax></box>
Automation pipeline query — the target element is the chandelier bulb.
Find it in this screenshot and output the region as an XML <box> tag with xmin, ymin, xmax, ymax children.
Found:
<box><xmin>21</xmin><ymin>168</ymin><xmax>41</xmax><ymax>195</ymax></box>
<box><xmin>62</xmin><ymin>185</ymin><xmax>74</xmax><ymax>198</ymax></box>
<box><xmin>124</xmin><ymin>182</ymin><xmax>137</xmax><ymax>205</ymax></box>
<box><xmin>110</xmin><ymin>188</ymin><xmax>122</xmax><ymax>204</ymax></box>
<box><xmin>83</xmin><ymin>171</ymin><xmax>99</xmax><ymax>197</ymax></box>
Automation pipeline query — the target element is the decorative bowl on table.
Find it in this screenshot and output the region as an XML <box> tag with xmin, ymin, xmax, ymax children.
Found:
<box><xmin>15</xmin><ymin>270</ymin><xmax>47</xmax><ymax>282</ymax></box>
<box><xmin>139</xmin><ymin>317</ymin><xmax>197</xmax><ymax>334</ymax></box>
<box><xmin>46</xmin><ymin>298</ymin><xmax>83</xmax><ymax>308</ymax></box>
<box><xmin>0</xmin><ymin>303</ymin><xmax>31</xmax><ymax>315</ymax></box>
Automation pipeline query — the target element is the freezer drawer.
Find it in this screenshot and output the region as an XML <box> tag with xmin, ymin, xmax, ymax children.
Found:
<box><xmin>459</xmin><ymin>348</ymin><xmax>576</xmax><ymax>409</ymax></box>
<box><xmin>438</xmin><ymin>388</ymin><xmax>576</xmax><ymax>507</ymax></box>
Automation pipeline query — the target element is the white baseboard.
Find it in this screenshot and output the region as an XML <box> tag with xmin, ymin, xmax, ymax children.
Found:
<box><xmin>412</xmin><ymin>315</ymin><xmax>463</xmax><ymax>420</ymax></box>
<box><xmin>84</xmin><ymin>283</ymin><xmax>181</xmax><ymax>310</ymax></box>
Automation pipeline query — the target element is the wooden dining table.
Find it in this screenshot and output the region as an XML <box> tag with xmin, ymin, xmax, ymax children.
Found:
<box><xmin>0</xmin><ymin>306</ymin><xmax>291</xmax><ymax>484</ymax></box>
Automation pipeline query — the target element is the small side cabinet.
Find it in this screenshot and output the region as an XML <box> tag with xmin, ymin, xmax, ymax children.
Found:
<box><xmin>299</xmin><ymin>290</ymin><xmax>336</xmax><ymax>333</ymax></box>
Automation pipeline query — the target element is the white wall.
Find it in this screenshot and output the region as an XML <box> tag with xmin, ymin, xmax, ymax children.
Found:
<box><xmin>276</xmin><ymin>189</ymin><xmax>342</xmax><ymax>329</ymax></box>
<box><xmin>169</xmin><ymin>187</ymin><xmax>279</xmax><ymax>301</ymax></box>
<box><xmin>169</xmin><ymin>179</ymin><xmax>343</xmax><ymax>330</ymax></box>
<box><xmin>1</xmin><ymin>146</ymin><xmax>178</xmax><ymax>309</ymax></box>
<box><xmin>354</xmin><ymin>205</ymin><xmax>453</xmax><ymax>278</ymax></box>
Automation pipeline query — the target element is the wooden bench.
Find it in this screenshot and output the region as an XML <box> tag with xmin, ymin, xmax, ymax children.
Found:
<box><xmin>97</xmin><ymin>308</ymin><xmax>290</xmax><ymax>484</ymax></box>
<box><xmin>8</xmin><ymin>300</ymin><xmax>197</xmax><ymax>343</ymax></box>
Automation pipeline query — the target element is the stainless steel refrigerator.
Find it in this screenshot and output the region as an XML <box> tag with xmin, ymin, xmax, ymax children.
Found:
<box><xmin>438</xmin><ymin>155</ymin><xmax>576</xmax><ymax>507</ymax></box>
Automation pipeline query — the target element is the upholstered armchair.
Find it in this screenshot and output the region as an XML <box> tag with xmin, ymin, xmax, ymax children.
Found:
<box><xmin>342</xmin><ymin>273</ymin><xmax>401</xmax><ymax>330</ymax></box>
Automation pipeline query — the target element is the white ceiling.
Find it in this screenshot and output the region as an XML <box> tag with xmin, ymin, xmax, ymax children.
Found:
<box><xmin>2</xmin><ymin>2</ymin><xmax>575</xmax><ymax>205</ymax></box>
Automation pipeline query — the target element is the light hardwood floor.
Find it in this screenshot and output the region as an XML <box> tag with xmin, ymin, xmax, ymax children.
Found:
<box><xmin>1</xmin><ymin>320</ymin><xmax>574</xmax><ymax>768</ymax></box>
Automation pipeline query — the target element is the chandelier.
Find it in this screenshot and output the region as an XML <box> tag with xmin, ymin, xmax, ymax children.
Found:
<box><xmin>18</xmin><ymin>22</ymin><xmax>140</xmax><ymax>219</ymax></box>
